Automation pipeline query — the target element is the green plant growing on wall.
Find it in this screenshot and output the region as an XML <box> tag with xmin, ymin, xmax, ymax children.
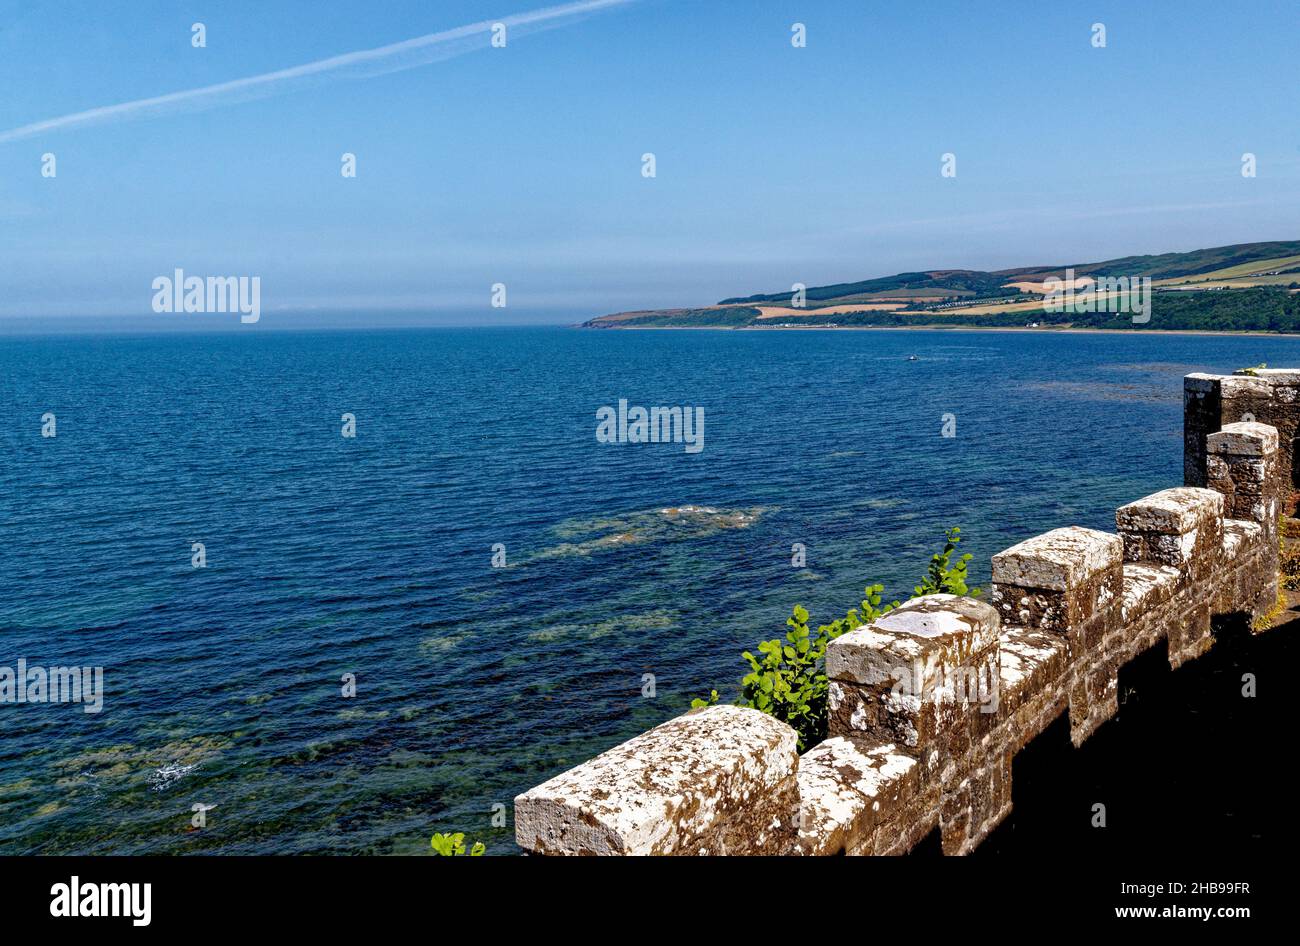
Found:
<box><xmin>914</xmin><ymin>526</ymin><xmax>979</xmax><ymax>597</ymax></box>
<box><xmin>736</xmin><ymin>605</ymin><xmax>825</xmax><ymax>750</ymax></box>
<box><xmin>692</xmin><ymin>530</ymin><xmax>980</xmax><ymax>751</ymax></box>
<box><xmin>431</xmin><ymin>832</ymin><xmax>486</xmax><ymax>856</ymax></box>
<box><xmin>691</xmin><ymin>585</ymin><xmax>900</xmax><ymax>749</ymax></box>
<box><xmin>822</xmin><ymin>582</ymin><xmax>898</xmax><ymax>638</ymax></box>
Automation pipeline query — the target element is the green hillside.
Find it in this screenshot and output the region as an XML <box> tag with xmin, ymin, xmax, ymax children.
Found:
<box><xmin>1002</xmin><ymin>241</ymin><xmax>1300</xmax><ymax>281</ymax></box>
<box><xmin>718</xmin><ymin>270</ymin><xmax>1008</xmax><ymax>305</ymax></box>
<box><xmin>584</xmin><ymin>240</ymin><xmax>1300</xmax><ymax>332</ymax></box>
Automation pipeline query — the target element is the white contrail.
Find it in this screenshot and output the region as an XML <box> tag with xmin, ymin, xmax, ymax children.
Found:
<box><xmin>0</xmin><ymin>0</ymin><xmax>635</xmax><ymax>144</ymax></box>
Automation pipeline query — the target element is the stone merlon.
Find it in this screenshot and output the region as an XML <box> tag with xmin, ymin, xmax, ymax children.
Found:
<box><xmin>825</xmin><ymin>593</ymin><xmax>998</xmax><ymax>690</ymax></box>
<box><xmin>513</xmin><ymin>704</ymin><xmax>798</xmax><ymax>855</ymax></box>
<box><xmin>990</xmin><ymin>526</ymin><xmax>1122</xmax><ymax>592</ymax></box>
<box><xmin>1208</xmin><ymin>421</ymin><xmax>1278</xmax><ymax>457</ymax></box>
<box><xmin>1116</xmin><ymin>487</ymin><xmax>1222</xmax><ymax>536</ymax></box>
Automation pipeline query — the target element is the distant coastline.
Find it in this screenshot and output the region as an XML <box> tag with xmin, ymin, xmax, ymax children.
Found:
<box><xmin>582</xmin><ymin>239</ymin><xmax>1300</xmax><ymax>334</ymax></box>
<box><xmin>587</xmin><ymin>324</ymin><xmax>1300</xmax><ymax>338</ymax></box>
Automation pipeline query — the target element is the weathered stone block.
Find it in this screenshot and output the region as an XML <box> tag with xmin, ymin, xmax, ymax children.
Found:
<box><xmin>826</xmin><ymin>594</ymin><xmax>998</xmax><ymax>689</ymax></box>
<box><xmin>1222</xmin><ymin>518</ymin><xmax>1262</xmax><ymax>559</ymax></box>
<box><xmin>1116</xmin><ymin>487</ymin><xmax>1223</xmax><ymax>584</ymax></box>
<box><xmin>1235</xmin><ymin>368</ymin><xmax>1300</xmax><ymax>383</ymax></box>
<box><xmin>1207</xmin><ymin>422</ymin><xmax>1281</xmax><ymax>538</ymax></box>
<box><xmin>967</xmin><ymin>753</ymin><xmax>1013</xmax><ymax>848</ymax></box>
<box><xmin>796</xmin><ymin>735</ymin><xmax>918</xmax><ymax>855</ymax></box>
<box><xmin>1207</xmin><ymin>421</ymin><xmax>1278</xmax><ymax>457</ymax></box>
<box><xmin>990</xmin><ymin>527</ymin><xmax>1123</xmax><ymax>648</ymax></box>
<box><xmin>847</xmin><ymin>780</ymin><xmax>940</xmax><ymax>856</ymax></box>
<box><xmin>939</xmin><ymin>778</ymin><xmax>972</xmax><ymax>854</ymax></box>
<box><xmin>1068</xmin><ymin>651</ymin><xmax>1119</xmax><ymax>746</ymax></box>
<box><xmin>1120</xmin><ymin>562</ymin><xmax>1180</xmax><ymax>625</ymax></box>
<box><xmin>825</xmin><ymin>595</ymin><xmax>1000</xmax><ymax>757</ymax></box>
<box><xmin>1117</xmin><ymin>486</ymin><xmax>1222</xmax><ymax>535</ymax></box>
<box><xmin>997</xmin><ymin>626</ymin><xmax>1068</xmax><ymax>724</ymax></box>
<box><xmin>1220</xmin><ymin>373</ymin><xmax>1274</xmax><ymax>398</ymax></box>
<box><xmin>991</xmin><ymin>526</ymin><xmax>1121</xmax><ymax>592</ymax></box>
<box><xmin>514</xmin><ymin>705</ymin><xmax>798</xmax><ymax>855</ymax></box>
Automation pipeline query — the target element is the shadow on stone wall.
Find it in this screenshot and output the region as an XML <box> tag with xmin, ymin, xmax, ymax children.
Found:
<box><xmin>966</xmin><ymin>610</ymin><xmax>1296</xmax><ymax>856</ymax></box>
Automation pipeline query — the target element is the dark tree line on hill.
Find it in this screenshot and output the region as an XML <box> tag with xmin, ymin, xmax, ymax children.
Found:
<box><xmin>764</xmin><ymin>289</ymin><xmax>1300</xmax><ymax>332</ymax></box>
<box><xmin>585</xmin><ymin>289</ymin><xmax>1300</xmax><ymax>331</ymax></box>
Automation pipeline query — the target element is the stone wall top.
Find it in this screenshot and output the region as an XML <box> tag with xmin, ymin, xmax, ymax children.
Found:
<box><xmin>1219</xmin><ymin>374</ymin><xmax>1272</xmax><ymax>397</ymax></box>
<box><xmin>1116</xmin><ymin>486</ymin><xmax>1223</xmax><ymax>535</ymax></box>
<box><xmin>797</xmin><ymin>735</ymin><xmax>917</xmax><ymax>856</ymax></box>
<box><xmin>990</xmin><ymin>526</ymin><xmax>1122</xmax><ymax>591</ymax></box>
<box><xmin>825</xmin><ymin>593</ymin><xmax>998</xmax><ymax>689</ymax></box>
<box><xmin>514</xmin><ymin>704</ymin><xmax>798</xmax><ymax>855</ymax></box>
<box><xmin>1232</xmin><ymin>367</ymin><xmax>1300</xmax><ymax>383</ymax></box>
<box><xmin>1208</xmin><ymin>421</ymin><xmax>1279</xmax><ymax>456</ymax></box>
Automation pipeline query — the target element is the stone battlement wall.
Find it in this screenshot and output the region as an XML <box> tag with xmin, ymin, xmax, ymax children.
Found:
<box><xmin>513</xmin><ymin>372</ymin><xmax>1290</xmax><ymax>856</ymax></box>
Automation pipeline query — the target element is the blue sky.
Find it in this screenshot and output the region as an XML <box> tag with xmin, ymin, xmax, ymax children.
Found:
<box><xmin>1</xmin><ymin>0</ymin><xmax>1297</xmax><ymax>327</ymax></box>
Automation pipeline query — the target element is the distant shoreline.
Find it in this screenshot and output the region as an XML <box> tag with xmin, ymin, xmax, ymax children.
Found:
<box><xmin>583</xmin><ymin>324</ymin><xmax>1300</xmax><ymax>338</ymax></box>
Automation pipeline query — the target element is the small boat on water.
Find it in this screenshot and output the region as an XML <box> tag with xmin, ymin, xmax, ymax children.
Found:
<box><xmin>907</xmin><ymin>354</ymin><xmax>918</xmax><ymax>361</ymax></box>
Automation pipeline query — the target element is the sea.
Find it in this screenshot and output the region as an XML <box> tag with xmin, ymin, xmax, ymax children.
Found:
<box><xmin>4</xmin><ymin>326</ymin><xmax>1300</xmax><ymax>854</ymax></box>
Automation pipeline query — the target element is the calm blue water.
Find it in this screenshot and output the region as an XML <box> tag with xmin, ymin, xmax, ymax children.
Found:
<box><xmin>4</xmin><ymin>326</ymin><xmax>1300</xmax><ymax>854</ymax></box>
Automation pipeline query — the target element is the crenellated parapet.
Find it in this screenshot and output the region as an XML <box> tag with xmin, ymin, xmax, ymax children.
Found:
<box><xmin>513</xmin><ymin>375</ymin><xmax>1289</xmax><ymax>856</ymax></box>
